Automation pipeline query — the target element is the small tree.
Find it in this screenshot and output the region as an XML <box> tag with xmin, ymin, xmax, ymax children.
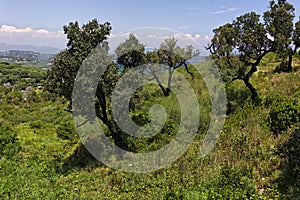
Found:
<box><xmin>115</xmin><ymin>33</ymin><xmax>145</xmax><ymax>69</ymax></box>
<box><xmin>208</xmin><ymin>12</ymin><xmax>271</xmax><ymax>100</ymax></box>
<box><xmin>145</xmin><ymin>37</ymin><xmax>199</xmax><ymax>96</ymax></box>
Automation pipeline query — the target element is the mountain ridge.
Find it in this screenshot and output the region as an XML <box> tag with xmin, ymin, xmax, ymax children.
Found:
<box><xmin>0</xmin><ymin>42</ymin><xmax>61</xmax><ymax>54</ymax></box>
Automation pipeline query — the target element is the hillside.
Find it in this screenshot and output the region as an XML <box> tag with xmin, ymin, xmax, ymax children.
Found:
<box><xmin>0</xmin><ymin>55</ymin><xmax>299</xmax><ymax>199</ymax></box>
<box><xmin>0</xmin><ymin>50</ymin><xmax>56</xmax><ymax>68</ymax></box>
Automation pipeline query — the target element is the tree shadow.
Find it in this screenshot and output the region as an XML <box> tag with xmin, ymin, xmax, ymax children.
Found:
<box><xmin>57</xmin><ymin>143</ymin><xmax>102</xmax><ymax>175</ymax></box>
<box><xmin>226</xmin><ymin>82</ymin><xmax>252</xmax><ymax>114</ymax></box>
<box><xmin>276</xmin><ymin>127</ymin><xmax>300</xmax><ymax>198</ymax></box>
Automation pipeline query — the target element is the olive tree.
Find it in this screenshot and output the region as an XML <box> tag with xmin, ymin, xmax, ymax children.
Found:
<box><xmin>208</xmin><ymin>12</ymin><xmax>271</xmax><ymax>100</ymax></box>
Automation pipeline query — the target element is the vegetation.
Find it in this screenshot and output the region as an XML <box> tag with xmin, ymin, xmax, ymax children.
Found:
<box><xmin>269</xmin><ymin>98</ymin><xmax>300</xmax><ymax>133</ymax></box>
<box><xmin>0</xmin><ymin>0</ymin><xmax>300</xmax><ymax>199</ymax></box>
<box><xmin>0</xmin><ymin>53</ymin><xmax>299</xmax><ymax>199</ymax></box>
<box><xmin>264</xmin><ymin>0</ymin><xmax>300</xmax><ymax>72</ymax></box>
<box><xmin>0</xmin><ymin>62</ymin><xmax>46</xmax><ymax>90</ymax></box>
<box><xmin>208</xmin><ymin>0</ymin><xmax>300</xmax><ymax>101</ymax></box>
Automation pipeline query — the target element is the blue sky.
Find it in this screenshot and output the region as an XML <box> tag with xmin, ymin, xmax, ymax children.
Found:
<box><xmin>0</xmin><ymin>0</ymin><xmax>299</xmax><ymax>51</ymax></box>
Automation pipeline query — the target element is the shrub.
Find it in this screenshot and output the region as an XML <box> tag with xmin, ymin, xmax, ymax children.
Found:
<box><xmin>269</xmin><ymin>99</ymin><xmax>300</xmax><ymax>133</ymax></box>
<box><xmin>277</xmin><ymin>128</ymin><xmax>300</xmax><ymax>198</ymax></box>
<box><xmin>226</xmin><ymin>81</ymin><xmax>251</xmax><ymax>114</ymax></box>
<box><xmin>29</xmin><ymin>120</ymin><xmax>44</xmax><ymax>129</ymax></box>
<box><xmin>0</xmin><ymin>122</ymin><xmax>20</xmax><ymax>157</ymax></box>
<box><xmin>56</xmin><ymin>121</ymin><xmax>77</xmax><ymax>141</ymax></box>
<box><xmin>190</xmin><ymin>165</ymin><xmax>258</xmax><ymax>199</ymax></box>
<box><xmin>264</xmin><ymin>92</ymin><xmax>285</xmax><ymax>107</ymax></box>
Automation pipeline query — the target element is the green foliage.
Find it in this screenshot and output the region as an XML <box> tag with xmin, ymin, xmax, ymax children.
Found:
<box><xmin>0</xmin><ymin>63</ymin><xmax>46</xmax><ymax>89</ymax></box>
<box><xmin>45</xmin><ymin>19</ymin><xmax>111</xmax><ymax>103</ymax></box>
<box><xmin>226</xmin><ymin>80</ymin><xmax>252</xmax><ymax>114</ymax></box>
<box><xmin>29</xmin><ymin>120</ymin><xmax>44</xmax><ymax>129</ymax></box>
<box><xmin>115</xmin><ymin>33</ymin><xmax>145</xmax><ymax>69</ymax></box>
<box><xmin>259</xmin><ymin>52</ymin><xmax>281</xmax><ymax>67</ymax></box>
<box><xmin>296</xmin><ymin>50</ymin><xmax>300</xmax><ymax>58</ymax></box>
<box><xmin>269</xmin><ymin>98</ymin><xmax>300</xmax><ymax>133</ymax></box>
<box><xmin>0</xmin><ymin>122</ymin><xmax>20</xmax><ymax>157</ymax></box>
<box><xmin>264</xmin><ymin>0</ymin><xmax>295</xmax><ymax>54</ymax></box>
<box><xmin>264</xmin><ymin>0</ymin><xmax>300</xmax><ymax>71</ymax></box>
<box><xmin>277</xmin><ymin>128</ymin><xmax>300</xmax><ymax>198</ymax></box>
<box><xmin>274</xmin><ymin>60</ymin><xmax>289</xmax><ymax>72</ymax></box>
<box><xmin>203</xmin><ymin>165</ymin><xmax>257</xmax><ymax>199</ymax></box>
<box><xmin>144</xmin><ymin>37</ymin><xmax>199</xmax><ymax>96</ymax></box>
<box><xmin>0</xmin><ymin>57</ymin><xmax>298</xmax><ymax>199</ymax></box>
<box><xmin>208</xmin><ymin>12</ymin><xmax>270</xmax><ymax>100</ymax></box>
<box><xmin>56</xmin><ymin>121</ymin><xmax>78</xmax><ymax>141</ymax></box>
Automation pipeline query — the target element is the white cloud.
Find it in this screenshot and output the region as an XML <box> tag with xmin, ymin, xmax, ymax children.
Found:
<box><xmin>108</xmin><ymin>31</ymin><xmax>211</xmax><ymax>50</ymax></box>
<box><xmin>210</xmin><ymin>7</ymin><xmax>238</xmax><ymax>15</ymax></box>
<box><xmin>0</xmin><ymin>25</ymin><xmax>66</xmax><ymax>48</ymax></box>
<box><xmin>204</xmin><ymin>35</ymin><xmax>211</xmax><ymax>41</ymax></box>
<box><xmin>172</xmin><ymin>33</ymin><xmax>210</xmax><ymax>42</ymax></box>
<box><xmin>0</xmin><ymin>25</ymin><xmax>64</xmax><ymax>38</ymax></box>
<box><xmin>184</xmin><ymin>33</ymin><xmax>201</xmax><ymax>40</ymax></box>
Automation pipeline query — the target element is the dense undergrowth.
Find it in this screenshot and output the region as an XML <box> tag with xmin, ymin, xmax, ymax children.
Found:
<box><xmin>0</xmin><ymin>56</ymin><xmax>299</xmax><ymax>199</ymax></box>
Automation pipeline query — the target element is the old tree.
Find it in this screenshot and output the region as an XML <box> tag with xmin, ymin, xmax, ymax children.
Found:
<box><xmin>208</xmin><ymin>12</ymin><xmax>271</xmax><ymax>100</ymax></box>
<box><xmin>45</xmin><ymin>19</ymin><xmax>131</xmax><ymax>150</ymax></box>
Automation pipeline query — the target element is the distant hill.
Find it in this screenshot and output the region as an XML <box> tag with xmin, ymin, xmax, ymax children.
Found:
<box><xmin>0</xmin><ymin>50</ymin><xmax>55</xmax><ymax>62</ymax></box>
<box><xmin>0</xmin><ymin>42</ymin><xmax>61</xmax><ymax>54</ymax></box>
<box><xmin>0</xmin><ymin>50</ymin><xmax>57</xmax><ymax>68</ymax></box>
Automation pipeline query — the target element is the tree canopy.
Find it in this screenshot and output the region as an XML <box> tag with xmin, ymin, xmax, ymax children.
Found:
<box><xmin>45</xmin><ymin>19</ymin><xmax>111</xmax><ymax>104</ymax></box>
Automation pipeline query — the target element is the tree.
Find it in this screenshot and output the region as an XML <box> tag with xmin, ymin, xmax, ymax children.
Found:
<box><xmin>45</xmin><ymin>19</ymin><xmax>111</xmax><ymax>105</ymax></box>
<box><xmin>44</xmin><ymin>19</ymin><xmax>132</xmax><ymax>149</ymax></box>
<box><xmin>114</xmin><ymin>35</ymin><xmax>199</xmax><ymax>97</ymax></box>
<box><xmin>145</xmin><ymin>37</ymin><xmax>199</xmax><ymax>96</ymax></box>
<box><xmin>115</xmin><ymin>33</ymin><xmax>145</xmax><ymax>69</ymax></box>
<box><xmin>208</xmin><ymin>12</ymin><xmax>271</xmax><ymax>100</ymax></box>
<box><xmin>264</xmin><ymin>0</ymin><xmax>296</xmax><ymax>71</ymax></box>
<box><xmin>292</xmin><ymin>19</ymin><xmax>300</xmax><ymax>58</ymax></box>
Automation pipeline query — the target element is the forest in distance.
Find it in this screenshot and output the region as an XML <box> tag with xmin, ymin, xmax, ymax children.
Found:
<box><xmin>1</xmin><ymin>0</ymin><xmax>300</xmax><ymax>199</ymax></box>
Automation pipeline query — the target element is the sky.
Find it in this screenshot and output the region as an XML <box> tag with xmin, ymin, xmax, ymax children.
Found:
<box><xmin>0</xmin><ymin>0</ymin><xmax>299</xmax><ymax>53</ymax></box>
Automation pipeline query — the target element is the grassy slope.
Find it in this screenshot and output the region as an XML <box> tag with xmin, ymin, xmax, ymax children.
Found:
<box><xmin>0</xmin><ymin>58</ymin><xmax>299</xmax><ymax>199</ymax></box>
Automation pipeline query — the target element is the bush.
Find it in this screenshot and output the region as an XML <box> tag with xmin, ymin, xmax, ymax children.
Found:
<box><xmin>0</xmin><ymin>122</ymin><xmax>20</xmax><ymax>157</ymax></box>
<box><xmin>190</xmin><ymin>165</ymin><xmax>258</xmax><ymax>199</ymax></box>
<box><xmin>226</xmin><ymin>81</ymin><xmax>251</xmax><ymax>114</ymax></box>
<box><xmin>277</xmin><ymin>128</ymin><xmax>300</xmax><ymax>198</ymax></box>
<box><xmin>56</xmin><ymin>121</ymin><xmax>77</xmax><ymax>141</ymax></box>
<box><xmin>29</xmin><ymin>120</ymin><xmax>44</xmax><ymax>129</ymax></box>
<box><xmin>269</xmin><ymin>99</ymin><xmax>300</xmax><ymax>133</ymax></box>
